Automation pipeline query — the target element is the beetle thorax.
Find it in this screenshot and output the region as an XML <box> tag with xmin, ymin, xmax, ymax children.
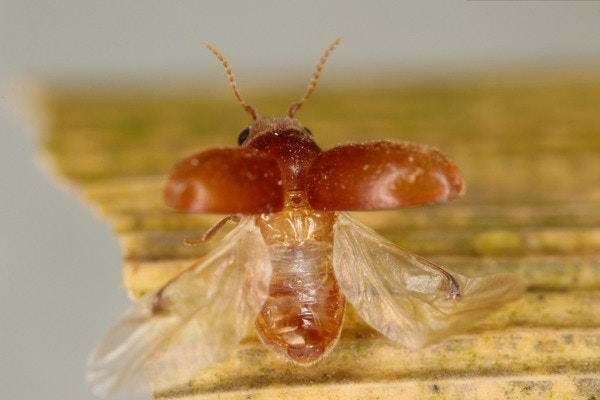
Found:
<box><xmin>244</xmin><ymin>117</ymin><xmax>321</xmax><ymax>191</ymax></box>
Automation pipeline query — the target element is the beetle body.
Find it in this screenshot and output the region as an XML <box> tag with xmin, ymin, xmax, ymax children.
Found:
<box><xmin>242</xmin><ymin>120</ymin><xmax>343</xmax><ymax>364</ymax></box>
<box><xmin>86</xmin><ymin>41</ymin><xmax>524</xmax><ymax>397</ymax></box>
<box><xmin>164</xmin><ymin>116</ymin><xmax>466</xmax><ymax>364</ymax></box>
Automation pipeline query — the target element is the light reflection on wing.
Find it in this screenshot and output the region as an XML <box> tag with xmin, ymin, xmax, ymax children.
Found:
<box><xmin>333</xmin><ymin>212</ymin><xmax>525</xmax><ymax>349</ymax></box>
<box><xmin>86</xmin><ymin>217</ymin><xmax>271</xmax><ymax>397</ymax></box>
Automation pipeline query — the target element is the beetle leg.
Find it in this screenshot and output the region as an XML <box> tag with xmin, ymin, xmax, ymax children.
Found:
<box><xmin>184</xmin><ymin>215</ymin><xmax>240</xmax><ymax>246</ymax></box>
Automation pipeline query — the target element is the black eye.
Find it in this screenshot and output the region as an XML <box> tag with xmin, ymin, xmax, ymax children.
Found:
<box><xmin>237</xmin><ymin>127</ymin><xmax>250</xmax><ymax>145</ymax></box>
<box><xmin>304</xmin><ymin>127</ymin><xmax>313</xmax><ymax>136</ymax></box>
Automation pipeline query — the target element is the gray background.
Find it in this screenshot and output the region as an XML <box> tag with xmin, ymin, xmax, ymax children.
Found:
<box><xmin>1</xmin><ymin>2</ymin><xmax>599</xmax><ymax>399</ymax></box>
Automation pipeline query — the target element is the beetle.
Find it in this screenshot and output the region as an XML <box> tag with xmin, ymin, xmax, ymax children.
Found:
<box><xmin>87</xmin><ymin>38</ymin><xmax>524</xmax><ymax>396</ymax></box>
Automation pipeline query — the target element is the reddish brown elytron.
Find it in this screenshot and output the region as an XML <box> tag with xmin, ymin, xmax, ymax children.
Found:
<box><xmin>163</xmin><ymin>41</ymin><xmax>463</xmax><ymax>363</ymax></box>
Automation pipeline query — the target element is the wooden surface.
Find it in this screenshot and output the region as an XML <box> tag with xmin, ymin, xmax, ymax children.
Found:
<box><xmin>37</xmin><ymin>73</ymin><xmax>600</xmax><ymax>399</ymax></box>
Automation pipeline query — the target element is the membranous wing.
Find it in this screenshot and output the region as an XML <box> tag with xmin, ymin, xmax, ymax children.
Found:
<box><xmin>333</xmin><ymin>212</ymin><xmax>524</xmax><ymax>349</ymax></box>
<box><xmin>86</xmin><ymin>217</ymin><xmax>271</xmax><ymax>396</ymax></box>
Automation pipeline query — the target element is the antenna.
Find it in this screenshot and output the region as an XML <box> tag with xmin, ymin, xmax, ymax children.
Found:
<box><xmin>204</xmin><ymin>43</ymin><xmax>258</xmax><ymax>120</ymax></box>
<box><xmin>288</xmin><ymin>37</ymin><xmax>342</xmax><ymax>118</ymax></box>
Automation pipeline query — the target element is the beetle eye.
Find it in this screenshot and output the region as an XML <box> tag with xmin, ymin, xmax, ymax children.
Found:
<box><xmin>237</xmin><ymin>127</ymin><xmax>250</xmax><ymax>145</ymax></box>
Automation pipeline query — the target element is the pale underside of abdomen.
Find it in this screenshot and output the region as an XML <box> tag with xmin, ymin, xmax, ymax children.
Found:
<box><xmin>255</xmin><ymin>239</ymin><xmax>345</xmax><ymax>364</ymax></box>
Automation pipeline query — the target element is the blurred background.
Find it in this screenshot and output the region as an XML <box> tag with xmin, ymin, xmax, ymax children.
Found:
<box><xmin>1</xmin><ymin>2</ymin><xmax>600</xmax><ymax>399</ymax></box>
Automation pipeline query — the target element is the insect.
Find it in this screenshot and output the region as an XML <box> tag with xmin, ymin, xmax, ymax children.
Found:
<box><xmin>87</xmin><ymin>38</ymin><xmax>525</xmax><ymax>396</ymax></box>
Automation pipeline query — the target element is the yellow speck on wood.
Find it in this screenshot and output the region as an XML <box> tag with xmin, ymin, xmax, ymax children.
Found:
<box><xmin>36</xmin><ymin>73</ymin><xmax>600</xmax><ymax>399</ymax></box>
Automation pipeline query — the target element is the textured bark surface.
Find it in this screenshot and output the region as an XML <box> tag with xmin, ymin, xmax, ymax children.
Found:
<box><xmin>37</xmin><ymin>74</ymin><xmax>600</xmax><ymax>399</ymax></box>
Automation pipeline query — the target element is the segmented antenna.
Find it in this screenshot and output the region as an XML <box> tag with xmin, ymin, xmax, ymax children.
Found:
<box><xmin>204</xmin><ymin>43</ymin><xmax>258</xmax><ymax>120</ymax></box>
<box><xmin>288</xmin><ymin>37</ymin><xmax>342</xmax><ymax>118</ymax></box>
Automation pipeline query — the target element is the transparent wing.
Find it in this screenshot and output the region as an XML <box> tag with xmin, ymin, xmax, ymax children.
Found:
<box><xmin>333</xmin><ymin>212</ymin><xmax>525</xmax><ymax>350</ymax></box>
<box><xmin>86</xmin><ymin>217</ymin><xmax>271</xmax><ymax>397</ymax></box>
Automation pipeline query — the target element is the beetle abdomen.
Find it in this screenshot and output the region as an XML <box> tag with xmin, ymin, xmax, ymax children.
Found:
<box><xmin>255</xmin><ymin>241</ymin><xmax>345</xmax><ymax>364</ymax></box>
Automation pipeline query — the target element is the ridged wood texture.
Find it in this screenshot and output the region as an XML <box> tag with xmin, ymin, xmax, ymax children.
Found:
<box><xmin>38</xmin><ymin>74</ymin><xmax>600</xmax><ymax>399</ymax></box>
